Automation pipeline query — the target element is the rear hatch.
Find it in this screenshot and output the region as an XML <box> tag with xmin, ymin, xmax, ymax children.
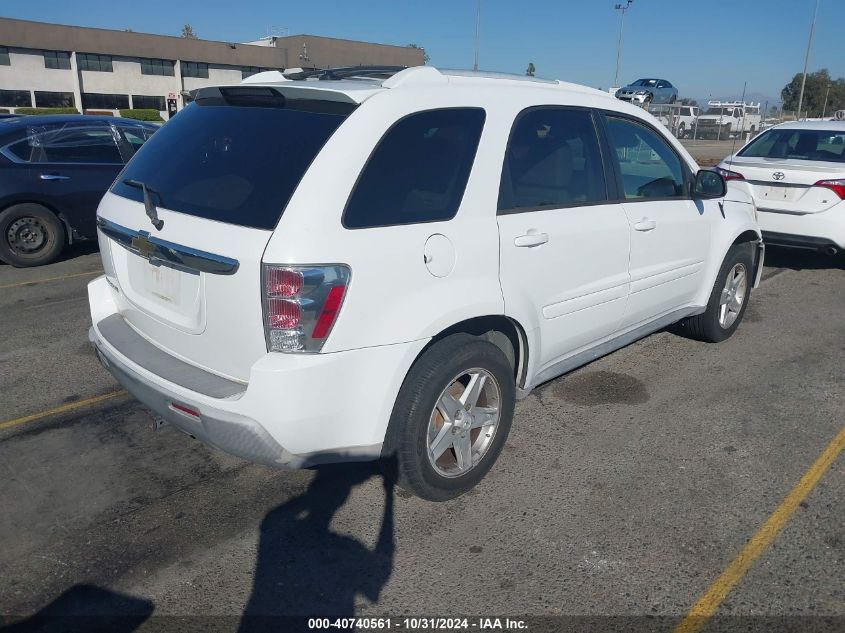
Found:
<box><xmin>726</xmin><ymin>127</ymin><xmax>845</xmax><ymax>215</ymax></box>
<box><xmin>97</xmin><ymin>86</ymin><xmax>355</xmax><ymax>382</ymax></box>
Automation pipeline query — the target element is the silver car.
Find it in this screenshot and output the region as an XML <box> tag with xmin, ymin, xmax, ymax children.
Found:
<box><xmin>616</xmin><ymin>78</ymin><xmax>678</xmax><ymax>105</ymax></box>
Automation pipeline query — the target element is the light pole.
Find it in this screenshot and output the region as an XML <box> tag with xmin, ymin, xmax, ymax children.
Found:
<box><xmin>796</xmin><ymin>0</ymin><xmax>819</xmax><ymax>120</ymax></box>
<box><xmin>473</xmin><ymin>0</ymin><xmax>481</xmax><ymax>71</ymax></box>
<box><xmin>613</xmin><ymin>0</ymin><xmax>633</xmax><ymax>89</ymax></box>
<box><xmin>821</xmin><ymin>83</ymin><xmax>831</xmax><ymax>118</ymax></box>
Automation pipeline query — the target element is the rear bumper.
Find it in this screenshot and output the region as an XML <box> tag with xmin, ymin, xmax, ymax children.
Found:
<box><xmin>88</xmin><ymin>276</ymin><xmax>428</xmax><ymax>468</ymax></box>
<box><xmin>758</xmin><ymin>203</ymin><xmax>845</xmax><ymax>251</ymax></box>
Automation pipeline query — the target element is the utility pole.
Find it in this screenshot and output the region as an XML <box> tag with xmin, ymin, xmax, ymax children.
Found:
<box><xmin>473</xmin><ymin>0</ymin><xmax>481</xmax><ymax>71</ymax></box>
<box><xmin>796</xmin><ymin>0</ymin><xmax>819</xmax><ymax>121</ymax></box>
<box><xmin>821</xmin><ymin>83</ymin><xmax>831</xmax><ymax>118</ymax></box>
<box><xmin>613</xmin><ymin>0</ymin><xmax>633</xmax><ymax>89</ymax></box>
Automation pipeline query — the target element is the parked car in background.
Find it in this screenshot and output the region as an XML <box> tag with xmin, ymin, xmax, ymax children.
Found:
<box><xmin>0</xmin><ymin>115</ymin><xmax>158</xmax><ymax>266</ymax></box>
<box><xmin>615</xmin><ymin>78</ymin><xmax>678</xmax><ymax>105</ymax></box>
<box><xmin>650</xmin><ymin>104</ymin><xmax>700</xmax><ymax>138</ymax></box>
<box><xmin>696</xmin><ymin>101</ymin><xmax>761</xmax><ymax>140</ymax></box>
<box><xmin>88</xmin><ymin>67</ymin><xmax>762</xmax><ymax>501</ymax></box>
<box><xmin>716</xmin><ymin>121</ymin><xmax>845</xmax><ymax>254</ymax></box>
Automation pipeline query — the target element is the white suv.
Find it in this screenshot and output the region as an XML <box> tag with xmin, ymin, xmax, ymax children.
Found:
<box><xmin>88</xmin><ymin>67</ymin><xmax>763</xmax><ymax>500</ymax></box>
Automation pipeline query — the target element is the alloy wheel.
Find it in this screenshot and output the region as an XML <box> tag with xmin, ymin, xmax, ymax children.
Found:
<box><xmin>718</xmin><ymin>263</ymin><xmax>748</xmax><ymax>329</ymax></box>
<box><xmin>427</xmin><ymin>368</ymin><xmax>502</xmax><ymax>478</ymax></box>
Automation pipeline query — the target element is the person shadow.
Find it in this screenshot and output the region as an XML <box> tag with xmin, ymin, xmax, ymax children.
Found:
<box><xmin>0</xmin><ymin>585</ymin><xmax>154</xmax><ymax>633</ymax></box>
<box><xmin>238</xmin><ymin>455</ymin><xmax>397</xmax><ymax>633</ymax></box>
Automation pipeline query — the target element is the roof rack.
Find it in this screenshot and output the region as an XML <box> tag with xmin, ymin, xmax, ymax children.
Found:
<box><xmin>285</xmin><ymin>66</ymin><xmax>408</xmax><ymax>81</ymax></box>
<box><xmin>707</xmin><ymin>100</ymin><xmax>760</xmax><ymax>108</ymax></box>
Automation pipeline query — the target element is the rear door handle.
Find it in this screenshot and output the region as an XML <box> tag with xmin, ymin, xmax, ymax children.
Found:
<box><xmin>514</xmin><ymin>232</ymin><xmax>549</xmax><ymax>247</ymax></box>
<box><xmin>633</xmin><ymin>218</ymin><xmax>657</xmax><ymax>232</ymax></box>
<box><xmin>40</xmin><ymin>173</ymin><xmax>70</xmax><ymax>181</ymax></box>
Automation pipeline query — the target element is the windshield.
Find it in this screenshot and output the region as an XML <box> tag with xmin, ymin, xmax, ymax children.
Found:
<box><xmin>704</xmin><ymin>108</ymin><xmax>732</xmax><ymax>116</ymax></box>
<box><xmin>738</xmin><ymin>128</ymin><xmax>845</xmax><ymax>162</ymax></box>
<box><xmin>111</xmin><ymin>96</ymin><xmax>352</xmax><ymax>230</ymax></box>
<box><xmin>632</xmin><ymin>79</ymin><xmax>658</xmax><ymax>87</ymax></box>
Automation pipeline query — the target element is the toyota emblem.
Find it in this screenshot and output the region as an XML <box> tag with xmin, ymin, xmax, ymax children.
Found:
<box><xmin>772</xmin><ymin>172</ymin><xmax>785</xmax><ymax>181</ymax></box>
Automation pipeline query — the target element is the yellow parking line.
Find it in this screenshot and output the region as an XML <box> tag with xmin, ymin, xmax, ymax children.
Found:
<box><xmin>0</xmin><ymin>270</ymin><xmax>100</xmax><ymax>290</ymax></box>
<box><xmin>0</xmin><ymin>391</ymin><xmax>127</xmax><ymax>432</ymax></box>
<box><xmin>674</xmin><ymin>424</ymin><xmax>845</xmax><ymax>633</ymax></box>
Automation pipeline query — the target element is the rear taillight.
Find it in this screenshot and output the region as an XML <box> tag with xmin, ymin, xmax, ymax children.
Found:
<box><xmin>262</xmin><ymin>264</ymin><xmax>351</xmax><ymax>353</ymax></box>
<box><xmin>714</xmin><ymin>166</ymin><xmax>745</xmax><ymax>181</ymax></box>
<box><xmin>814</xmin><ymin>179</ymin><xmax>845</xmax><ymax>200</ymax></box>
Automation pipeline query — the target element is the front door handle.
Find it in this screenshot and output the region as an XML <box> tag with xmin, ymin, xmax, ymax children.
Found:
<box><xmin>40</xmin><ymin>173</ymin><xmax>70</xmax><ymax>181</ymax></box>
<box><xmin>633</xmin><ymin>218</ymin><xmax>657</xmax><ymax>232</ymax></box>
<box><xmin>514</xmin><ymin>231</ymin><xmax>549</xmax><ymax>248</ymax></box>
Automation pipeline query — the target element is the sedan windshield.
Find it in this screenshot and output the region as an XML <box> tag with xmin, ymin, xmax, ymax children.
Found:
<box><xmin>632</xmin><ymin>79</ymin><xmax>658</xmax><ymax>87</ymax></box>
<box><xmin>738</xmin><ymin>128</ymin><xmax>845</xmax><ymax>162</ymax></box>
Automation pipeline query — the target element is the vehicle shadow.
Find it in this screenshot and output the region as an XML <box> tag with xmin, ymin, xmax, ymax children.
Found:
<box><xmin>238</xmin><ymin>455</ymin><xmax>397</xmax><ymax>632</ymax></box>
<box><xmin>763</xmin><ymin>245</ymin><xmax>844</xmax><ymax>271</ymax></box>
<box><xmin>56</xmin><ymin>240</ymin><xmax>100</xmax><ymax>264</ymax></box>
<box><xmin>0</xmin><ymin>585</ymin><xmax>153</xmax><ymax>633</ymax></box>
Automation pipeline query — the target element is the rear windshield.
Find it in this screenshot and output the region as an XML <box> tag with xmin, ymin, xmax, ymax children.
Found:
<box><xmin>738</xmin><ymin>128</ymin><xmax>845</xmax><ymax>162</ymax></box>
<box><xmin>111</xmin><ymin>94</ymin><xmax>351</xmax><ymax>230</ymax></box>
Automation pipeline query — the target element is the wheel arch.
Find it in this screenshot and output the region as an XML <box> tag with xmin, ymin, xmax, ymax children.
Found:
<box><xmin>416</xmin><ymin>315</ymin><xmax>531</xmax><ymax>391</ymax></box>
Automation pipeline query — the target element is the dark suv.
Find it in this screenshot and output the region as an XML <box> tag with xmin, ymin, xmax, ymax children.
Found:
<box><xmin>0</xmin><ymin>115</ymin><xmax>158</xmax><ymax>266</ymax></box>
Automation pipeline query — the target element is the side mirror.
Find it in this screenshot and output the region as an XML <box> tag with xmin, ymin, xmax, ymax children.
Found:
<box><xmin>693</xmin><ymin>169</ymin><xmax>727</xmax><ymax>199</ymax></box>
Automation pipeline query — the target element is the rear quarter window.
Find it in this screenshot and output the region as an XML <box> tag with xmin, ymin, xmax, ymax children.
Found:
<box><xmin>343</xmin><ymin>108</ymin><xmax>485</xmax><ymax>229</ymax></box>
<box><xmin>111</xmin><ymin>97</ymin><xmax>351</xmax><ymax>230</ymax></box>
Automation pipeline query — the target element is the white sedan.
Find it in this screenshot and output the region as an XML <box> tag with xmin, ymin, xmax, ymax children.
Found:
<box><xmin>716</xmin><ymin>121</ymin><xmax>845</xmax><ymax>254</ymax></box>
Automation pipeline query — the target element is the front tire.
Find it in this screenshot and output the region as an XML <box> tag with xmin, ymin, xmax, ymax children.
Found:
<box><xmin>680</xmin><ymin>243</ymin><xmax>754</xmax><ymax>343</ymax></box>
<box><xmin>0</xmin><ymin>204</ymin><xmax>65</xmax><ymax>267</ymax></box>
<box><xmin>678</xmin><ymin>123</ymin><xmax>686</xmax><ymax>138</ymax></box>
<box><xmin>383</xmin><ymin>334</ymin><xmax>516</xmax><ymax>501</ymax></box>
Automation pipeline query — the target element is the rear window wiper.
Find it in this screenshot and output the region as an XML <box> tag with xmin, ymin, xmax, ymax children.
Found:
<box><xmin>123</xmin><ymin>179</ymin><xmax>164</xmax><ymax>231</ymax></box>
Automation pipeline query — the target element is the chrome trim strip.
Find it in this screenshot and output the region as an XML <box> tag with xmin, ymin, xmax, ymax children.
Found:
<box><xmin>96</xmin><ymin>216</ymin><xmax>239</xmax><ymax>275</ymax></box>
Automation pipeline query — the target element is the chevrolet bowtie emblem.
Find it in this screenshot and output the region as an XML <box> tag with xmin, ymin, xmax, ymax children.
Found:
<box><xmin>131</xmin><ymin>234</ymin><xmax>156</xmax><ymax>258</ymax></box>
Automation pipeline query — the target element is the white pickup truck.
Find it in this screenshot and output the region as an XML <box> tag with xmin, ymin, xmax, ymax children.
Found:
<box><xmin>696</xmin><ymin>101</ymin><xmax>762</xmax><ymax>140</ymax></box>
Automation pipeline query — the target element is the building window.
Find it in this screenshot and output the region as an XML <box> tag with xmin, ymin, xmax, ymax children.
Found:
<box><xmin>241</xmin><ymin>66</ymin><xmax>269</xmax><ymax>79</ymax></box>
<box><xmin>140</xmin><ymin>58</ymin><xmax>175</xmax><ymax>76</ymax></box>
<box><xmin>181</xmin><ymin>61</ymin><xmax>209</xmax><ymax>78</ymax></box>
<box><xmin>0</xmin><ymin>47</ymin><xmax>10</xmax><ymax>66</ymax></box>
<box><xmin>132</xmin><ymin>95</ymin><xmax>166</xmax><ymax>111</ymax></box>
<box><xmin>43</xmin><ymin>50</ymin><xmax>71</xmax><ymax>70</ymax></box>
<box><xmin>34</xmin><ymin>91</ymin><xmax>75</xmax><ymax>108</ymax></box>
<box><xmin>78</xmin><ymin>53</ymin><xmax>113</xmax><ymax>72</ymax></box>
<box><xmin>82</xmin><ymin>93</ymin><xmax>129</xmax><ymax>110</ymax></box>
<box><xmin>0</xmin><ymin>89</ymin><xmax>32</xmax><ymax>107</ymax></box>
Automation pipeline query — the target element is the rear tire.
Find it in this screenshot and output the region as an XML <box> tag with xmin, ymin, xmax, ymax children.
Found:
<box><xmin>382</xmin><ymin>334</ymin><xmax>516</xmax><ymax>501</ymax></box>
<box><xmin>0</xmin><ymin>204</ymin><xmax>65</xmax><ymax>267</ymax></box>
<box><xmin>680</xmin><ymin>243</ymin><xmax>754</xmax><ymax>343</ymax></box>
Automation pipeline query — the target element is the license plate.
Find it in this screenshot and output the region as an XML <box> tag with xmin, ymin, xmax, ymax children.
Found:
<box><xmin>144</xmin><ymin>262</ymin><xmax>181</xmax><ymax>304</ymax></box>
<box><xmin>758</xmin><ymin>185</ymin><xmax>801</xmax><ymax>201</ymax></box>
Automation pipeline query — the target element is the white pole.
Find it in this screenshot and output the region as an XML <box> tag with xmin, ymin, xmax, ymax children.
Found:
<box><xmin>821</xmin><ymin>84</ymin><xmax>831</xmax><ymax>118</ymax></box>
<box><xmin>473</xmin><ymin>0</ymin><xmax>481</xmax><ymax>71</ymax></box>
<box><xmin>796</xmin><ymin>0</ymin><xmax>819</xmax><ymax>120</ymax></box>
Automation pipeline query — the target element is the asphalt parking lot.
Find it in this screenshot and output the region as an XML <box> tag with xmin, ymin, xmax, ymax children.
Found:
<box><xmin>0</xmin><ymin>242</ymin><xmax>843</xmax><ymax>633</ymax></box>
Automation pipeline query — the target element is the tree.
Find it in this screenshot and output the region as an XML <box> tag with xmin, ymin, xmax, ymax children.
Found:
<box><xmin>525</xmin><ymin>62</ymin><xmax>536</xmax><ymax>77</ymax></box>
<box><xmin>407</xmin><ymin>44</ymin><xmax>430</xmax><ymax>64</ymax></box>
<box><xmin>781</xmin><ymin>69</ymin><xmax>845</xmax><ymax>117</ymax></box>
<box><xmin>680</xmin><ymin>97</ymin><xmax>698</xmax><ymax>107</ymax></box>
<box><xmin>181</xmin><ymin>24</ymin><xmax>198</xmax><ymax>39</ymax></box>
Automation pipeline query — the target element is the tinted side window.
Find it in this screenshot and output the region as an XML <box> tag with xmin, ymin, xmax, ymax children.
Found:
<box><xmin>9</xmin><ymin>123</ymin><xmax>122</xmax><ymax>164</ymax></box>
<box><xmin>343</xmin><ymin>108</ymin><xmax>485</xmax><ymax>229</ymax></box>
<box><xmin>606</xmin><ymin>117</ymin><xmax>686</xmax><ymax>200</ymax></box>
<box><xmin>499</xmin><ymin>108</ymin><xmax>607</xmax><ymax>212</ymax></box>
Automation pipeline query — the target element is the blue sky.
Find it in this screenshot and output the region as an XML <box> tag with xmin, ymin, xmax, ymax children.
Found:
<box><xmin>4</xmin><ymin>1</ymin><xmax>842</xmax><ymax>103</ymax></box>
